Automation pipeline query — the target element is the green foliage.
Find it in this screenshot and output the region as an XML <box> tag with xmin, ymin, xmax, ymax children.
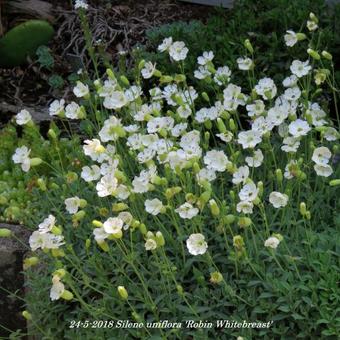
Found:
<box><xmin>36</xmin><ymin>45</ymin><xmax>54</xmax><ymax>69</ymax></box>
<box><xmin>48</xmin><ymin>74</ymin><xmax>65</xmax><ymax>89</ymax></box>
<box><xmin>0</xmin><ymin>20</ymin><xmax>54</xmax><ymax>68</ymax></box>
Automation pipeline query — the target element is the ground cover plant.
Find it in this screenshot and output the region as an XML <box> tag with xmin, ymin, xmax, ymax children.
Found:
<box><xmin>0</xmin><ymin>1</ymin><xmax>340</xmax><ymax>339</ymax></box>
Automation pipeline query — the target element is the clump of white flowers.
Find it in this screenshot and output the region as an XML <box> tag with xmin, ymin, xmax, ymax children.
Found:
<box><xmin>17</xmin><ymin>12</ymin><xmax>340</xmax><ymax>307</ymax></box>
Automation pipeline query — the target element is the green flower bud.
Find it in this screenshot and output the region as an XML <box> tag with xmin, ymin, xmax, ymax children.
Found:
<box><xmin>210</xmin><ymin>271</ymin><xmax>224</xmax><ymax>284</ymax></box>
<box><xmin>98</xmin><ymin>241</ymin><xmax>109</xmax><ymax>252</ymax></box>
<box><xmin>176</xmin><ymin>284</ymin><xmax>184</xmax><ymax>295</ymax></box>
<box><xmin>30</xmin><ymin>158</ymin><xmax>42</xmax><ymax>167</ymax></box>
<box><xmin>23</xmin><ymin>256</ymin><xmax>39</xmax><ymax>269</ymax></box>
<box><xmin>155</xmin><ymin>231</ymin><xmax>165</xmax><ymax>247</ymax></box>
<box><xmin>307</xmin><ymin>48</ymin><xmax>320</xmax><ymax>60</ymax></box>
<box><xmin>217</xmin><ymin>118</ymin><xmax>227</xmax><ymax>133</ymax></box>
<box><xmin>66</xmin><ymin>171</ymin><xmax>78</xmax><ymax>183</ymax></box>
<box><xmin>22</xmin><ymin>310</ymin><xmax>32</xmax><ymax>320</ymax></box>
<box><xmin>0</xmin><ymin>228</ymin><xmax>12</xmax><ymax>237</ymax></box>
<box><xmin>61</xmin><ymin>290</ymin><xmax>74</xmax><ymax>301</ymax></box>
<box><xmin>117</xmin><ymin>286</ymin><xmax>128</xmax><ymax>300</ymax></box>
<box><xmin>309</xmin><ymin>12</ymin><xmax>318</xmax><ymax>23</ymax></box>
<box><xmin>201</xmin><ymin>92</ymin><xmax>210</xmax><ymax>102</ymax></box>
<box><xmin>257</xmin><ymin>181</ymin><xmax>263</xmax><ymax>197</ymax></box>
<box><xmin>229</xmin><ymin>118</ymin><xmax>236</xmax><ymax>132</ymax></box>
<box><xmin>53</xmin><ymin>268</ymin><xmax>66</xmax><ymax>278</ymax></box>
<box><xmin>51</xmin><ymin>226</ymin><xmax>62</xmax><ymax>235</ymax></box>
<box><xmin>139</xmin><ymin>223</ymin><xmax>147</xmax><ymax>235</ymax></box>
<box><xmin>209</xmin><ymin>199</ymin><xmax>220</xmax><ymax>216</ymax></box>
<box><xmin>79</xmin><ymin>199</ymin><xmax>87</xmax><ymax>208</ymax></box>
<box><xmin>296</xmin><ymin>33</ymin><xmax>307</xmax><ymax>41</ymax></box>
<box><xmin>275</xmin><ymin>169</ymin><xmax>283</xmax><ymax>183</ymax></box>
<box><xmin>244</xmin><ymin>39</ymin><xmax>254</xmax><ymax>54</ymax></box>
<box><xmin>238</xmin><ymin>217</ymin><xmax>252</xmax><ymax>228</ymax></box>
<box><xmin>299</xmin><ymin>202</ymin><xmax>307</xmax><ymax>216</ymax></box>
<box><xmin>233</xmin><ymin>235</ymin><xmax>245</xmax><ymax>250</ymax></box>
<box><xmin>73</xmin><ymin>210</ymin><xmax>86</xmax><ymax>221</ymax></box>
<box><xmin>174</xmin><ymin>74</ymin><xmax>186</xmax><ymax>82</ymax></box>
<box><xmin>138</xmin><ymin>59</ymin><xmax>145</xmax><ymax>70</ymax></box>
<box><xmin>321</xmin><ymin>50</ymin><xmax>332</xmax><ymax>60</ymax></box>
<box><xmin>330</xmin><ymin>179</ymin><xmax>340</xmax><ymax>186</ymax></box>
<box><xmin>51</xmin><ymin>248</ymin><xmax>65</xmax><ymax>257</ymax></box>
<box><xmin>47</xmin><ymin>129</ymin><xmax>57</xmax><ymax>140</ymax></box>
<box><xmin>160</xmin><ymin>75</ymin><xmax>173</xmax><ymax>83</ymax></box>
<box><xmin>224</xmin><ymin>214</ymin><xmax>235</xmax><ymax>225</ymax></box>
<box><xmin>112</xmin><ymin>203</ymin><xmax>128</xmax><ymax>212</ymax></box>
<box><xmin>85</xmin><ymin>239</ymin><xmax>91</xmax><ymax>250</ymax></box>
<box><xmin>120</xmin><ymin>75</ymin><xmax>130</xmax><ymax>87</ymax></box>
<box><xmin>204</xmin><ymin>120</ymin><xmax>212</xmax><ymax>130</ymax></box>
<box><xmin>37</xmin><ymin>178</ymin><xmax>47</xmax><ymax>191</ymax></box>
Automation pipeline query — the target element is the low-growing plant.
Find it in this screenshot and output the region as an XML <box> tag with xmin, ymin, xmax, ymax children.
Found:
<box><xmin>1</xmin><ymin>2</ymin><xmax>340</xmax><ymax>339</ymax></box>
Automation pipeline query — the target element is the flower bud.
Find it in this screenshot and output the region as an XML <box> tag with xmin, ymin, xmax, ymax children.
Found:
<box><xmin>98</xmin><ymin>241</ymin><xmax>109</xmax><ymax>252</ymax></box>
<box><xmin>174</xmin><ymin>74</ymin><xmax>186</xmax><ymax>83</ymax></box>
<box><xmin>229</xmin><ymin>118</ymin><xmax>236</xmax><ymax>132</ymax></box>
<box><xmin>160</xmin><ymin>75</ymin><xmax>173</xmax><ymax>83</ymax></box>
<box><xmin>73</xmin><ymin>210</ymin><xmax>86</xmax><ymax>221</ymax></box>
<box><xmin>61</xmin><ymin>290</ymin><xmax>74</xmax><ymax>301</ymax></box>
<box><xmin>233</xmin><ymin>235</ymin><xmax>245</xmax><ymax>250</ymax></box>
<box><xmin>209</xmin><ymin>199</ymin><xmax>220</xmax><ymax>216</ymax></box>
<box><xmin>139</xmin><ymin>223</ymin><xmax>147</xmax><ymax>235</ymax></box>
<box><xmin>51</xmin><ymin>248</ymin><xmax>65</xmax><ymax>257</ymax></box>
<box><xmin>275</xmin><ymin>169</ymin><xmax>283</xmax><ymax>183</ymax></box>
<box><xmin>112</xmin><ymin>203</ymin><xmax>128</xmax><ymax>212</ymax></box>
<box><xmin>244</xmin><ymin>39</ymin><xmax>254</xmax><ymax>54</ymax></box>
<box><xmin>257</xmin><ymin>181</ymin><xmax>263</xmax><ymax>197</ymax></box>
<box><xmin>201</xmin><ymin>92</ymin><xmax>210</xmax><ymax>102</ymax></box>
<box><xmin>176</xmin><ymin>284</ymin><xmax>184</xmax><ymax>295</ymax></box>
<box><xmin>85</xmin><ymin>239</ymin><xmax>91</xmax><ymax>250</ymax></box>
<box><xmin>223</xmin><ymin>214</ymin><xmax>235</xmax><ymax>225</ymax></box>
<box><xmin>155</xmin><ymin>231</ymin><xmax>165</xmax><ymax>247</ymax></box>
<box><xmin>47</xmin><ymin>129</ymin><xmax>57</xmax><ymax>140</ymax></box>
<box><xmin>330</xmin><ymin>179</ymin><xmax>340</xmax><ymax>186</ymax></box>
<box><xmin>217</xmin><ymin>118</ymin><xmax>227</xmax><ymax>133</ymax></box>
<box><xmin>37</xmin><ymin>178</ymin><xmax>47</xmax><ymax>191</ymax></box>
<box><xmin>309</xmin><ymin>12</ymin><xmax>318</xmax><ymax>23</ymax></box>
<box><xmin>321</xmin><ymin>50</ymin><xmax>332</xmax><ymax>60</ymax></box>
<box><xmin>92</xmin><ymin>220</ymin><xmax>103</xmax><ymax>228</ymax></box>
<box><xmin>117</xmin><ymin>286</ymin><xmax>128</xmax><ymax>300</ymax></box>
<box><xmin>30</xmin><ymin>158</ymin><xmax>42</xmax><ymax>167</ymax></box>
<box><xmin>210</xmin><ymin>271</ymin><xmax>223</xmax><ymax>284</ymax></box>
<box><xmin>296</xmin><ymin>33</ymin><xmax>307</xmax><ymax>41</ymax></box>
<box><xmin>120</xmin><ymin>75</ymin><xmax>130</xmax><ymax>86</ymax></box>
<box><xmin>23</xmin><ymin>256</ymin><xmax>39</xmax><ymax>269</ymax></box>
<box><xmin>51</xmin><ymin>225</ymin><xmax>62</xmax><ymax>235</ymax></box>
<box><xmin>299</xmin><ymin>202</ymin><xmax>307</xmax><ymax>216</ymax></box>
<box><xmin>307</xmin><ymin>48</ymin><xmax>320</xmax><ymax>60</ymax></box>
<box><xmin>0</xmin><ymin>228</ymin><xmax>12</xmax><ymax>237</ymax></box>
<box><xmin>22</xmin><ymin>310</ymin><xmax>32</xmax><ymax>320</ymax></box>
<box><xmin>238</xmin><ymin>217</ymin><xmax>252</xmax><ymax>228</ymax></box>
<box><xmin>53</xmin><ymin>268</ymin><xmax>66</xmax><ymax>278</ymax></box>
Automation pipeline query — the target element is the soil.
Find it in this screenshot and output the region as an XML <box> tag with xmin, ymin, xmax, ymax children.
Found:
<box><xmin>0</xmin><ymin>0</ymin><xmax>216</xmax><ymax>119</ymax></box>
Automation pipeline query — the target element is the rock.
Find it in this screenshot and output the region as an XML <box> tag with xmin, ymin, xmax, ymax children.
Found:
<box><xmin>0</xmin><ymin>223</ymin><xmax>30</xmax><ymax>338</ymax></box>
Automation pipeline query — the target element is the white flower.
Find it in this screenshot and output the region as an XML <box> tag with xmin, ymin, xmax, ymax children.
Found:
<box><xmin>216</xmin><ymin>131</ymin><xmax>233</xmax><ymax>143</ymax></box>
<box><xmin>237</xmin><ymin>57</ymin><xmax>253</xmax><ymax>70</ymax></box>
<box><xmin>264</xmin><ymin>236</ymin><xmax>280</xmax><ymax>249</ymax></box>
<box><xmin>64</xmin><ymin>197</ymin><xmax>81</xmax><ymax>214</ymax></box>
<box><xmin>196</xmin><ymin>168</ymin><xmax>216</xmax><ymax>185</ymax></box>
<box><xmin>314</xmin><ymin>164</ymin><xmax>333</xmax><ymax>177</ymax></box>
<box><xmin>81</xmin><ymin>165</ymin><xmax>101</xmax><ymax>182</ymax></box>
<box><xmin>284</xmin><ymin>160</ymin><xmax>298</xmax><ymax>179</ymax></box>
<box><xmin>169</xmin><ymin>41</ymin><xmax>188</xmax><ymax>61</ymax></box>
<box><xmin>238</xmin><ymin>181</ymin><xmax>258</xmax><ymax>202</ymax></box>
<box><xmin>103</xmin><ymin>91</ymin><xmax>127</xmax><ymax>109</ymax></box>
<box><xmin>324</xmin><ymin>127</ymin><xmax>339</xmax><ymax>141</ymax></box>
<box><xmin>281</xmin><ymin>136</ymin><xmax>300</xmax><ymax>153</ymax></box>
<box><xmin>307</xmin><ymin>20</ymin><xmax>318</xmax><ymax>31</ymax></box>
<box><xmin>238</xmin><ymin>130</ymin><xmax>262</xmax><ymax>149</ymax></box>
<box><xmin>99</xmin><ymin>116</ymin><xmax>124</xmax><ymax>142</ymax></box>
<box><xmin>74</xmin><ymin>0</ymin><xmax>88</xmax><ymax>10</ymax></box>
<box><xmin>145</xmin><ymin>238</ymin><xmax>157</xmax><ymax>251</ymax></box>
<box><xmin>175</xmin><ymin>202</ymin><xmax>199</xmax><ymax>219</ymax></box>
<box><xmin>197</xmin><ymin>51</ymin><xmax>214</xmax><ymax>65</ymax></box>
<box><xmin>255</xmin><ymin>77</ymin><xmax>277</xmax><ymax>100</ymax></box>
<box><xmin>96</xmin><ymin>174</ymin><xmax>118</xmax><ymax>197</ymax></box>
<box><xmin>16</xmin><ymin>109</ymin><xmax>32</xmax><ymax>125</ymax></box>
<box><xmin>73</xmin><ymin>81</ymin><xmax>89</xmax><ymax>98</ymax></box>
<box><xmin>246</xmin><ymin>100</ymin><xmax>265</xmax><ymax>117</ymax></box>
<box><xmin>145</xmin><ymin>198</ymin><xmax>164</xmax><ymax>216</ymax></box>
<box><xmin>236</xmin><ymin>201</ymin><xmax>254</xmax><ymax>214</ymax></box>
<box><xmin>245</xmin><ymin>149</ymin><xmax>264</xmax><ymax>167</ymax></box>
<box><xmin>38</xmin><ymin>215</ymin><xmax>56</xmax><ymax>234</ymax></box>
<box><xmin>269</xmin><ymin>192</ymin><xmax>289</xmax><ymax>208</ymax></box>
<box><xmin>29</xmin><ymin>231</ymin><xmax>64</xmax><ymax>251</ymax></box>
<box><xmin>312</xmin><ymin>147</ymin><xmax>332</xmax><ymax>165</ymax></box>
<box><xmin>186</xmin><ymin>233</ymin><xmax>208</xmax><ymax>255</ymax></box>
<box><xmin>158</xmin><ymin>37</ymin><xmax>173</xmax><ymax>52</ymax></box>
<box><xmin>50</xmin><ymin>275</ymin><xmax>65</xmax><ymax>301</ymax></box>
<box><xmin>141</xmin><ymin>62</ymin><xmax>156</xmax><ymax>79</ymax></box>
<box><xmin>103</xmin><ymin>217</ymin><xmax>123</xmax><ymax>234</ymax></box>
<box><xmin>204</xmin><ymin>150</ymin><xmax>230</xmax><ymax>172</ymax></box>
<box><xmin>284</xmin><ymin>30</ymin><xmax>298</xmax><ymax>47</ymax></box>
<box><xmin>12</xmin><ymin>146</ymin><xmax>31</xmax><ymax>172</ymax></box>
<box><xmin>214</xmin><ymin>66</ymin><xmax>231</xmax><ymax>85</ymax></box>
<box><xmin>290</xmin><ymin>60</ymin><xmax>311</xmax><ymax>78</ymax></box>
<box><xmin>232</xmin><ymin>166</ymin><xmax>249</xmax><ymax>185</ymax></box>
<box><xmin>65</xmin><ymin>102</ymin><xmax>83</xmax><ymax>119</ymax></box>
<box><xmin>288</xmin><ymin>119</ymin><xmax>311</xmax><ymax>137</ymax></box>
<box><xmin>283</xmin><ymin>87</ymin><xmax>301</xmax><ymax>101</ymax></box>
<box><xmin>194</xmin><ymin>66</ymin><xmax>211</xmax><ymax>80</ymax></box>
<box><xmin>49</xmin><ymin>99</ymin><xmax>65</xmax><ymax>116</ymax></box>
<box><xmin>93</xmin><ymin>227</ymin><xmax>109</xmax><ymax>243</ymax></box>
<box><xmin>282</xmin><ymin>75</ymin><xmax>298</xmax><ymax>88</ymax></box>
<box><xmin>171</xmin><ymin>122</ymin><xmax>187</xmax><ymax>137</ymax></box>
<box><xmin>83</xmin><ymin>139</ymin><xmax>105</xmax><ymax>161</ymax></box>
